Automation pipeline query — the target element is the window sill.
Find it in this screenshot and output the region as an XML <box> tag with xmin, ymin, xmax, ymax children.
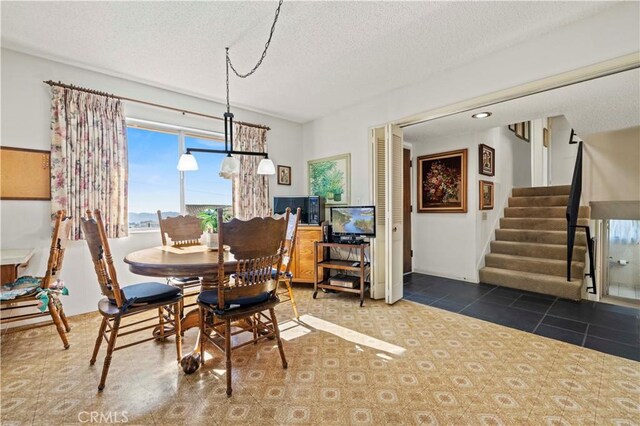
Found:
<box><xmin>128</xmin><ymin>228</ymin><xmax>160</xmax><ymax>234</ymax></box>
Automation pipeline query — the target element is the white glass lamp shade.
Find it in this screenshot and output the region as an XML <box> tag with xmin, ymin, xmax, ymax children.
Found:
<box><xmin>257</xmin><ymin>158</ymin><xmax>276</xmax><ymax>175</ymax></box>
<box><xmin>177</xmin><ymin>153</ymin><xmax>198</xmax><ymax>171</ymax></box>
<box><xmin>219</xmin><ymin>155</ymin><xmax>240</xmax><ymax>179</ymax></box>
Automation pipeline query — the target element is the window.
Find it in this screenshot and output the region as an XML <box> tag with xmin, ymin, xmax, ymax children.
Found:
<box><xmin>127</xmin><ymin>121</ymin><xmax>231</xmax><ymax>230</ymax></box>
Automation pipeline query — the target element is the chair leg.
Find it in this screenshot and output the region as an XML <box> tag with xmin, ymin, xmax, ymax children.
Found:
<box><xmin>198</xmin><ymin>307</ymin><xmax>206</xmax><ymax>366</ymax></box>
<box><xmin>225</xmin><ymin>319</ymin><xmax>232</xmax><ymax>397</ymax></box>
<box><xmin>252</xmin><ymin>314</ymin><xmax>258</xmax><ymax>343</ymax></box>
<box><xmin>173</xmin><ymin>302</ymin><xmax>182</xmax><ymax>362</ymax></box>
<box><xmin>286</xmin><ymin>277</ymin><xmax>299</xmax><ymax>319</ymax></box>
<box><xmin>179</xmin><ymin>299</ymin><xmax>185</xmax><ymax>336</ymax></box>
<box><xmin>98</xmin><ymin>316</ymin><xmax>120</xmax><ymax>392</ymax></box>
<box><xmin>269</xmin><ymin>308</ymin><xmax>288</xmax><ymax>369</ymax></box>
<box><xmin>59</xmin><ymin>306</ymin><xmax>71</xmax><ymax>332</ymax></box>
<box><xmin>48</xmin><ymin>300</ymin><xmax>69</xmax><ymax>350</ymax></box>
<box><xmin>90</xmin><ymin>317</ymin><xmax>108</xmax><ymax>366</ymax></box>
<box><xmin>158</xmin><ymin>307</ymin><xmax>165</xmax><ymax>339</ymax></box>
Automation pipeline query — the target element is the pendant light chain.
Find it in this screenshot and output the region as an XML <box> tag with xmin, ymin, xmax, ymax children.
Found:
<box><xmin>226</xmin><ymin>0</ymin><xmax>284</xmax><ymax>81</ymax></box>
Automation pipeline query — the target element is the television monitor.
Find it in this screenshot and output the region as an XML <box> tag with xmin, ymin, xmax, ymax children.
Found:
<box><xmin>330</xmin><ymin>206</ymin><xmax>376</xmax><ymax>238</ymax></box>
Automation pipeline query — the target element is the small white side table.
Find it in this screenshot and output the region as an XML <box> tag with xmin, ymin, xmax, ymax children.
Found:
<box><xmin>0</xmin><ymin>249</ymin><xmax>35</xmax><ymax>285</ymax></box>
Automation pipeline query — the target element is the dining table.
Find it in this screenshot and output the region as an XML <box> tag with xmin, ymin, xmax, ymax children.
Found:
<box><xmin>124</xmin><ymin>244</ymin><xmax>236</xmax><ymax>374</ymax></box>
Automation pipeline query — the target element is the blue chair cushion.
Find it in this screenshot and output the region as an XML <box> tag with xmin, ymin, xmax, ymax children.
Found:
<box><xmin>110</xmin><ymin>282</ymin><xmax>181</xmax><ymax>305</ymax></box>
<box><xmin>197</xmin><ymin>290</ymin><xmax>270</xmax><ymax>309</ymax></box>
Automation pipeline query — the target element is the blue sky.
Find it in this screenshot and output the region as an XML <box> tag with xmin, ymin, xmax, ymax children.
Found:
<box><xmin>128</xmin><ymin>128</ymin><xmax>232</xmax><ymax>213</ymax></box>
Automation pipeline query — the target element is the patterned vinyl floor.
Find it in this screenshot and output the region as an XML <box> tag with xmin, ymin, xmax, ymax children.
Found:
<box><xmin>1</xmin><ymin>287</ymin><xmax>639</xmax><ymax>425</ymax></box>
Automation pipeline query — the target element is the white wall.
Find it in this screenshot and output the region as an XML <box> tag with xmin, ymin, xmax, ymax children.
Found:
<box><xmin>301</xmin><ymin>2</ymin><xmax>638</xmax><ymax>199</ymax></box>
<box><xmin>549</xmin><ymin>115</ymin><xmax>579</xmax><ymax>186</ymax></box>
<box><xmin>0</xmin><ymin>49</ymin><xmax>303</xmax><ymax>317</ymax></box>
<box><xmin>512</xmin><ymin>132</ymin><xmax>532</xmax><ymax>189</ymax></box>
<box><xmin>409</xmin><ymin>126</ymin><xmax>528</xmax><ymax>282</ymax></box>
<box><xmin>583</xmin><ymin>126</ymin><xmax>640</xmax><ymax>203</ymax></box>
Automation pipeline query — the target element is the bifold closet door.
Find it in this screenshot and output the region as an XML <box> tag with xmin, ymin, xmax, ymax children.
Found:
<box><xmin>370</xmin><ymin>124</ymin><xmax>404</xmax><ymax>304</ymax></box>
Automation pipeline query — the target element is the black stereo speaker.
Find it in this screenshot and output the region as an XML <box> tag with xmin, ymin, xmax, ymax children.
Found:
<box><xmin>322</xmin><ymin>223</ymin><xmax>333</xmax><ymax>242</ymax></box>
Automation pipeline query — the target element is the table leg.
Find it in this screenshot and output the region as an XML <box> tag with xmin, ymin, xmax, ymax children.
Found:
<box><xmin>180</xmin><ymin>274</ymin><xmax>217</xmax><ymax>374</ymax></box>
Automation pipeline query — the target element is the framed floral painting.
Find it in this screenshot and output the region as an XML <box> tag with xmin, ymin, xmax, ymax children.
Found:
<box><xmin>479</xmin><ymin>180</ymin><xmax>494</xmax><ymax>210</ymax></box>
<box><xmin>417</xmin><ymin>148</ymin><xmax>467</xmax><ymax>213</ymax></box>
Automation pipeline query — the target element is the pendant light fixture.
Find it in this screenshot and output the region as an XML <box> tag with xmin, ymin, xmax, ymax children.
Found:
<box><xmin>177</xmin><ymin>0</ymin><xmax>283</xmax><ymax>178</ymax></box>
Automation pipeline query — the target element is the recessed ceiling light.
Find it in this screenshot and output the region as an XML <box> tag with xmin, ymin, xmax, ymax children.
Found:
<box><xmin>472</xmin><ymin>112</ymin><xmax>492</xmax><ymax>119</ymax></box>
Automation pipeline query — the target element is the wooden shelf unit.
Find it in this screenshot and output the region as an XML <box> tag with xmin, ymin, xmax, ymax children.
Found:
<box><xmin>313</xmin><ymin>242</ymin><xmax>370</xmax><ymax>307</ymax></box>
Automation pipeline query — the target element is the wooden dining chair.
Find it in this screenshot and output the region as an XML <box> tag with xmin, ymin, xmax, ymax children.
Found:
<box><xmin>157</xmin><ymin>211</ymin><xmax>203</xmax><ymax>248</ymax></box>
<box><xmin>0</xmin><ymin>210</ymin><xmax>72</xmax><ymax>349</ymax></box>
<box><xmin>197</xmin><ymin>208</ymin><xmax>289</xmax><ymax>396</ymax></box>
<box><xmin>81</xmin><ymin>209</ymin><xmax>183</xmax><ymax>391</ymax></box>
<box><xmin>157</xmin><ymin>210</ymin><xmax>203</xmax><ymax>321</ymax></box>
<box><xmin>275</xmin><ymin>207</ymin><xmax>301</xmax><ymax>319</ymax></box>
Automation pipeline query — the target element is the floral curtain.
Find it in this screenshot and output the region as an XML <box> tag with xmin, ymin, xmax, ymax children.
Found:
<box><xmin>232</xmin><ymin>123</ymin><xmax>270</xmax><ymax>220</ymax></box>
<box><xmin>50</xmin><ymin>87</ymin><xmax>128</xmax><ymax>239</ymax></box>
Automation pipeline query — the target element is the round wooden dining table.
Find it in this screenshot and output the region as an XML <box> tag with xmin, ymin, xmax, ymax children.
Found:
<box><xmin>124</xmin><ymin>245</ymin><xmax>235</xmax><ymax>374</ymax></box>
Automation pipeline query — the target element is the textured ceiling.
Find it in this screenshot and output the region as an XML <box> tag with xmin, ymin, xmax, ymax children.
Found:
<box><xmin>1</xmin><ymin>1</ymin><xmax>616</xmax><ymax>123</ymax></box>
<box><xmin>403</xmin><ymin>69</ymin><xmax>640</xmax><ymax>141</ymax></box>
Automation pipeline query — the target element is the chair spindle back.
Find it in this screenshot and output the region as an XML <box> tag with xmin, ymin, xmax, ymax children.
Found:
<box><xmin>157</xmin><ymin>211</ymin><xmax>203</xmax><ymax>247</ymax></box>
<box><xmin>80</xmin><ymin>209</ymin><xmax>124</xmax><ymax>307</ymax></box>
<box><xmin>41</xmin><ymin>210</ymin><xmax>73</xmax><ymax>289</ymax></box>
<box><xmin>280</xmin><ymin>207</ymin><xmax>301</xmax><ymax>276</ymax></box>
<box><xmin>216</xmin><ymin>208</ymin><xmax>289</xmax><ymax>309</ymax></box>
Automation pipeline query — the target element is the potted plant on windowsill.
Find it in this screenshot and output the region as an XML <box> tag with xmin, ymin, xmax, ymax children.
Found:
<box><xmin>197</xmin><ymin>209</ymin><xmax>221</xmax><ymax>249</ymax></box>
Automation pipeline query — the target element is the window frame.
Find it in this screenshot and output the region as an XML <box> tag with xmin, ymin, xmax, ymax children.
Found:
<box><xmin>126</xmin><ymin>118</ymin><xmax>226</xmax><ymax>231</ymax></box>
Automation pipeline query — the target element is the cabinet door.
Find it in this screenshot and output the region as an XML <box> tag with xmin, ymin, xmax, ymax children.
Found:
<box><xmin>296</xmin><ymin>228</ymin><xmax>322</xmax><ymax>282</ymax></box>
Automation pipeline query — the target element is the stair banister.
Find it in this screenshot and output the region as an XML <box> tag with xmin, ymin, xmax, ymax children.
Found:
<box><xmin>566</xmin><ymin>138</ymin><xmax>596</xmax><ymax>294</ymax></box>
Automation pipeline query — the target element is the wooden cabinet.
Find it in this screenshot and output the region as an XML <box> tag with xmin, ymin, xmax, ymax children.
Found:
<box><xmin>290</xmin><ymin>225</ymin><xmax>324</xmax><ymax>283</ymax></box>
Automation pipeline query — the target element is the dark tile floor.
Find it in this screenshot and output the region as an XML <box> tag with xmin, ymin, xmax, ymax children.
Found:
<box><xmin>404</xmin><ymin>273</ymin><xmax>640</xmax><ymax>362</ymax></box>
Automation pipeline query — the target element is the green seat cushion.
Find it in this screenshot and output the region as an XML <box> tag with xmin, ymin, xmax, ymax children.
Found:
<box><xmin>0</xmin><ymin>276</ymin><xmax>42</xmax><ymax>301</ymax></box>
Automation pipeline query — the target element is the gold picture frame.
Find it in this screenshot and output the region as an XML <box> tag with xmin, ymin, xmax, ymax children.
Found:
<box><xmin>417</xmin><ymin>148</ymin><xmax>467</xmax><ymax>213</ymax></box>
<box><xmin>479</xmin><ymin>180</ymin><xmax>494</xmax><ymax>210</ymax></box>
<box><xmin>308</xmin><ymin>153</ymin><xmax>350</xmax><ymax>205</ymax></box>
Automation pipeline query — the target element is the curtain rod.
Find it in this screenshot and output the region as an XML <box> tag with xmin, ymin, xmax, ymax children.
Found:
<box><xmin>43</xmin><ymin>80</ymin><xmax>271</xmax><ymax>131</ymax></box>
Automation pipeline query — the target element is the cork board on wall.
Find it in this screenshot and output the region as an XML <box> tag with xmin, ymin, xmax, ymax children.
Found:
<box><xmin>0</xmin><ymin>147</ymin><xmax>51</xmax><ymax>200</ymax></box>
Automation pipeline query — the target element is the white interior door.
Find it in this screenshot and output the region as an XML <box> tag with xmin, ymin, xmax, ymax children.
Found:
<box><xmin>385</xmin><ymin>124</ymin><xmax>404</xmax><ymax>304</ymax></box>
<box><xmin>370</xmin><ymin>127</ymin><xmax>386</xmax><ymax>299</ymax></box>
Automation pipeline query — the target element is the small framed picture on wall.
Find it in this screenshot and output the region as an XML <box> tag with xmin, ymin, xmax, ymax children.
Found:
<box><xmin>479</xmin><ymin>180</ymin><xmax>494</xmax><ymax>210</ymax></box>
<box><xmin>478</xmin><ymin>144</ymin><xmax>495</xmax><ymax>176</ymax></box>
<box><xmin>277</xmin><ymin>165</ymin><xmax>291</xmax><ymax>185</ymax></box>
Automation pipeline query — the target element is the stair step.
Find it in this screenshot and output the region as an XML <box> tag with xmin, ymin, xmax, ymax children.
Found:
<box><xmin>500</xmin><ymin>217</ymin><xmax>589</xmax><ymax>231</ymax></box>
<box><xmin>504</xmin><ymin>206</ymin><xmax>590</xmax><ymax>219</ymax></box>
<box><xmin>485</xmin><ymin>253</ymin><xmax>584</xmax><ymax>278</ymax></box>
<box><xmin>512</xmin><ymin>185</ymin><xmax>571</xmax><ymax>197</ymax></box>
<box><xmin>495</xmin><ymin>229</ymin><xmax>587</xmax><ymax>246</ymax></box>
<box><xmin>508</xmin><ymin>195</ymin><xmax>569</xmax><ymax>207</ymax></box>
<box><xmin>479</xmin><ymin>267</ymin><xmax>582</xmax><ymax>300</ymax></box>
<box><xmin>490</xmin><ymin>240</ymin><xmax>586</xmax><ymax>261</ymax></box>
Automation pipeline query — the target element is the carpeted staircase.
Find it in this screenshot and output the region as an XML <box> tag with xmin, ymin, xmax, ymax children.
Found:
<box><xmin>479</xmin><ymin>185</ymin><xmax>589</xmax><ymax>300</ymax></box>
